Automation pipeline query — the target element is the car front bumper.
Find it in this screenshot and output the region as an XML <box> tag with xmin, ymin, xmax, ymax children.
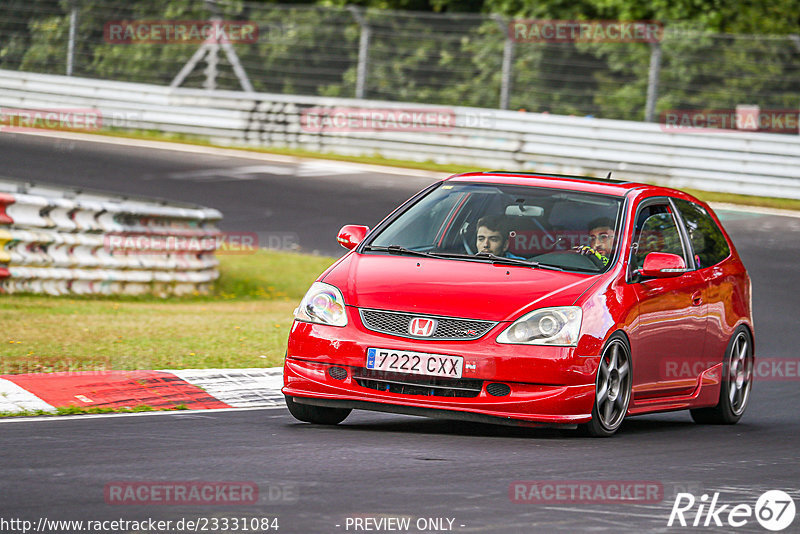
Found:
<box><xmin>282</xmin><ymin>315</ymin><xmax>599</xmax><ymax>425</ymax></box>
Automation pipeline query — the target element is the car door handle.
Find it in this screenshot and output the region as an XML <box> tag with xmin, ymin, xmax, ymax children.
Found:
<box><xmin>691</xmin><ymin>291</ymin><xmax>703</xmax><ymax>306</ymax></box>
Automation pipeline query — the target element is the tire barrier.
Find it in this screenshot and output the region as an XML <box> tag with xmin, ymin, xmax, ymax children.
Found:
<box><xmin>0</xmin><ymin>179</ymin><xmax>222</xmax><ymax>296</ymax></box>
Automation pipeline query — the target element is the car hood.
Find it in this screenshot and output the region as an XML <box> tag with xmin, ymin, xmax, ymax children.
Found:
<box><xmin>322</xmin><ymin>252</ymin><xmax>600</xmax><ymax>322</ymax></box>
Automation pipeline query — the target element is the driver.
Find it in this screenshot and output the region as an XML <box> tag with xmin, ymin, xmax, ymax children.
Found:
<box><xmin>476</xmin><ymin>215</ymin><xmax>525</xmax><ymax>259</ymax></box>
<box><xmin>574</xmin><ymin>217</ymin><xmax>616</xmax><ymax>266</ymax></box>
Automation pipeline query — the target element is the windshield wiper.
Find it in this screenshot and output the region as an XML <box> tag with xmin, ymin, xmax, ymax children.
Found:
<box><xmin>434</xmin><ymin>252</ymin><xmax>561</xmax><ymax>270</ymax></box>
<box><xmin>474</xmin><ymin>251</ymin><xmax>541</xmax><ymax>267</ymax></box>
<box><xmin>362</xmin><ymin>247</ymin><xmax>563</xmax><ymax>271</ymax></box>
<box><xmin>362</xmin><ymin>245</ymin><xmax>434</xmax><ymax>258</ymax></box>
<box><xmin>477</xmin><ymin>252</ymin><xmax>565</xmax><ymax>271</ymax></box>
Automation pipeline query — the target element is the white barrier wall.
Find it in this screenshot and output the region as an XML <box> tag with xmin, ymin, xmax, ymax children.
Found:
<box><xmin>0</xmin><ymin>179</ymin><xmax>222</xmax><ymax>296</ymax></box>
<box><xmin>1</xmin><ymin>70</ymin><xmax>800</xmax><ymax>199</ymax></box>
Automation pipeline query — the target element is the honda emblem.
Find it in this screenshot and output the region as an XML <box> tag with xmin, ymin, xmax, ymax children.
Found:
<box><xmin>408</xmin><ymin>317</ymin><xmax>437</xmax><ymax>337</ymax></box>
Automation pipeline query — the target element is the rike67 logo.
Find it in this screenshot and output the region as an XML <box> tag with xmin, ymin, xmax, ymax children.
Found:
<box><xmin>668</xmin><ymin>490</ymin><xmax>796</xmax><ymax>531</ymax></box>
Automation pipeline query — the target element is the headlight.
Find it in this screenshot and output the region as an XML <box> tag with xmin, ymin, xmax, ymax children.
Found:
<box><xmin>496</xmin><ymin>306</ymin><xmax>582</xmax><ymax>346</ymax></box>
<box><xmin>294</xmin><ymin>282</ymin><xmax>348</xmax><ymax>327</ymax></box>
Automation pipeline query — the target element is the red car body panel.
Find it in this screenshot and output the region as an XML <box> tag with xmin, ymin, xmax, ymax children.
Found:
<box><xmin>322</xmin><ymin>254</ymin><xmax>599</xmax><ymax>321</ymax></box>
<box><xmin>283</xmin><ymin>173</ymin><xmax>754</xmax><ymax>427</ymax></box>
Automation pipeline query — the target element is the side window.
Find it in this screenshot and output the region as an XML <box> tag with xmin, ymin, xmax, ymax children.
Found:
<box><xmin>630</xmin><ymin>204</ymin><xmax>686</xmax><ymax>272</ymax></box>
<box><xmin>673</xmin><ymin>198</ymin><xmax>731</xmax><ymax>269</ymax></box>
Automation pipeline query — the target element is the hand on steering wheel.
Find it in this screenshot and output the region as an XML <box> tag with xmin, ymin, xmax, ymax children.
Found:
<box><xmin>572</xmin><ymin>245</ymin><xmax>609</xmax><ymax>266</ymax></box>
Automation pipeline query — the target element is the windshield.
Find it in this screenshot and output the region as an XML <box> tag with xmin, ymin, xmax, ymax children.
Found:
<box><xmin>365</xmin><ymin>182</ymin><xmax>624</xmax><ymax>272</ymax></box>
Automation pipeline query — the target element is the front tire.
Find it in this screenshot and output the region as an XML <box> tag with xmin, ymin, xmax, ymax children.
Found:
<box><xmin>285</xmin><ymin>396</ymin><xmax>351</xmax><ymax>425</ymax></box>
<box><xmin>580</xmin><ymin>334</ymin><xmax>632</xmax><ymax>437</ymax></box>
<box><xmin>690</xmin><ymin>327</ymin><xmax>753</xmax><ymax>425</ymax></box>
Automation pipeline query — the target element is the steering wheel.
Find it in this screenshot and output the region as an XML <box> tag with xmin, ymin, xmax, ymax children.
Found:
<box><xmin>568</xmin><ymin>247</ymin><xmax>608</xmax><ymax>269</ymax></box>
<box><xmin>532</xmin><ymin>249</ymin><xmax>606</xmax><ymax>270</ymax></box>
<box><xmin>459</xmin><ymin>221</ymin><xmax>475</xmax><ymax>254</ymax></box>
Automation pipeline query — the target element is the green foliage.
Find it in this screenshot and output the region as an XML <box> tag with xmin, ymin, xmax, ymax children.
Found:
<box><xmin>0</xmin><ymin>404</ymin><xmax>191</xmax><ymax>418</ymax></box>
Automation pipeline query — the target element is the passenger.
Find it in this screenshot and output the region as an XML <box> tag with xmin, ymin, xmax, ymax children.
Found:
<box><xmin>574</xmin><ymin>217</ymin><xmax>616</xmax><ymax>265</ymax></box>
<box><xmin>475</xmin><ymin>215</ymin><xmax>526</xmax><ymax>259</ymax></box>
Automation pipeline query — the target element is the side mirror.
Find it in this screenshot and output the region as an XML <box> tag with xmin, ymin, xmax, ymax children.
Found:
<box><xmin>638</xmin><ymin>252</ymin><xmax>687</xmax><ymax>278</ymax></box>
<box><xmin>337</xmin><ymin>225</ymin><xmax>369</xmax><ymax>250</ymax></box>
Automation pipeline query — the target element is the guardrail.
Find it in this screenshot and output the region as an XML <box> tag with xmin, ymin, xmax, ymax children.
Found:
<box><xmin>0</xmin><ymin>178</ymin><xmax>222</xmax><ymax>296</ymax></box>
<box><xmin>2</xmin><ymin>70</ymin><xmax>800</xmax><ymax>199</ymax></box>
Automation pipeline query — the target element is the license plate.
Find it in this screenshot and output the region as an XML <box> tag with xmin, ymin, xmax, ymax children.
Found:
<box><xmin>366</xmin><ymin>348</ymin><xmax>463</xmax><ymax>378</ymax></box>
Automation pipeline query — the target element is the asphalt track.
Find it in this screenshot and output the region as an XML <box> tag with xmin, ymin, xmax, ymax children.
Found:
<box><xmin>1</xmin><ymin>132</ymin><xmax>799</xmax><ymax>533</ymax></box>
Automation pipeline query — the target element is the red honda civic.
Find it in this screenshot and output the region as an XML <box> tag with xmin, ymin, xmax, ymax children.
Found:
<box><xmin>283</xmin><ymin>172</ymin><xmax>754</xmax><ymax>436</ymax></box>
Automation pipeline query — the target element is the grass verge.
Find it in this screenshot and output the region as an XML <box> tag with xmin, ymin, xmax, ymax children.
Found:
<box><xmin>0</xmin><ymin>250</ymin><xmax>336</xmax><ymax>373</ymax></box>
<box><xmin>0</xmin><ymin>404</ymin><xmax>188</xmax><ymax>418</ymax></box>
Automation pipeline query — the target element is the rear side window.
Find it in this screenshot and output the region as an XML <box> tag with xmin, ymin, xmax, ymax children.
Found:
<box><xmin>673</xmin><ymin>198</ymin><xmax>731</xmax><ymax>269</ymax></box>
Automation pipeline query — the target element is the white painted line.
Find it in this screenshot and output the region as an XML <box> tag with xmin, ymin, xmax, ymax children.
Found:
<box><xmin>0</xmin><ymin>405</ymin><xmax>285</xmax><ymax>424</ymax></box>
<box><xmin>709</xmin><ymin>202</ymin><xmax>800</xmax><ymax>218</ymax></box>
<box><xmin>297</xmin><ymin>159</ymin><xmax>381</xmax><ymax>177</ymax></box>
<box><xmin>164</xmin><ymin>161</ymin><xmax>375</xmax><ymax>182</ymax></box>
<box><xmin>0</xmin><ymin>378</ymin><xmax>56</xmax><ymax>413</ymax></box>
<box><xmin>12</xmin><ymin>130</ymin><xmax>449</xmax><ymax>179</ymax></box>
<box><xmin>166</xmin><ymin>164</ymin><xmax>296</xmax><ymax>181</ymax></box>
<box><xmin>169</xmin><ymin>367</ymin><xmax>285</xmax><ymax>408</ymax></box>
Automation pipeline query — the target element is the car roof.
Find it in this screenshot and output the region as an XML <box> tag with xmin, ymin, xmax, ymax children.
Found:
<box><xmin>445</xmin><ymin>171</ymin><xmax>696</xmax><ymax>200</ymax></box>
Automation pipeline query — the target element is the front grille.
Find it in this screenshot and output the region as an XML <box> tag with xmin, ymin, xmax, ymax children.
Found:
<box><xmin>359</xmin><ymin>309</ymin><xmax>496</xmax><ymax>341</ymax></box>
<box><xmin>354</xmin><ymin>368</ymin><xmax>483</xmax><ymax>398</ymax></box>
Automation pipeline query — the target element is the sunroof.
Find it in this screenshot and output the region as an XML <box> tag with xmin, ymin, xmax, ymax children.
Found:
<box><xmin>484</xmin><ymin>171</ymin><xmax>631</xmax><ymax>184</ymax></box>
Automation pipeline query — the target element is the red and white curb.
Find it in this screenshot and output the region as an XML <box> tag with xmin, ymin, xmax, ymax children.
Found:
<box><xmin>0</xmin><ymin>368</ymin><xmax>284</xmax><ymax>414</ymax></box>
<box><xmin>0</xmin><ymin>378</ymin><xmax>56</xmax><ymax>412</ymax></box>
<box><xmin>169</xmin><ymin>368</ymin><xmax>285</xmax><ymax>408</ymax></box>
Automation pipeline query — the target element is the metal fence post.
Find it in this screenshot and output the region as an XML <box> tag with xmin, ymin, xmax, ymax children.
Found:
<box><xmin>203</xmin><ymin>39</ymin><xmax>220</xmax><ymax>91</ymax></box>
<box><xmin>645</xmin><ymin>41</ymin><xmax>662</xmax><ymax>122</ymax></box>
<box><xmin>493</xmin><ymin>15</ymin><xmax>514</xmax><ymax>110</ymax></box>
<box><xmin>66</xmin><ymin>1</ymin><xmax>77</xmax><ymax>76</ymax></box>
<box><xmin>348</xmin><ymin>6</ymin><xmax>370</xmax><ymax>99</ymax></box>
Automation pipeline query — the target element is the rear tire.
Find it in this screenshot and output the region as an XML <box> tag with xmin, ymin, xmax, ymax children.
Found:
<box><xmin>578</xmin><ymin>333</ymin><xmax>632</xmax><ymax>437</ymax></box>
<box><xmin>690</xmin><ymin>327</ymin><xmax>753</xmax><ymax>425</ymax></box>
<box><xmin>285</xmin><ymin>396</ymin><xmax>351</xmax><ymax>425</ymax></box>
